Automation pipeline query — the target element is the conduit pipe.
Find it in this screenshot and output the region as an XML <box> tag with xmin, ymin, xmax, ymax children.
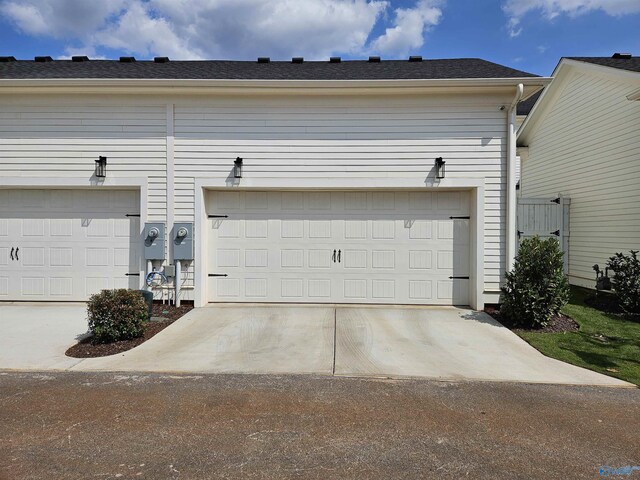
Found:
<box><xmin>146</xmin><ymin>260</ymin><xmax>153</xmax><ymax>291</ymax></box>
<box><xmin>506</xmin><ymin>83</ymin><xmax>524</xmax><ymax>272</ymax></box>
<box><xmin>175</xmin><ymin>260</ymin><xmax>181</xmax><ymax>307</ymax></box>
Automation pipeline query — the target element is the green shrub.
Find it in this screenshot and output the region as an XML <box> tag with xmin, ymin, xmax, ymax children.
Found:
<box><xmin>607</xmin><ymin>250</ymin><xmax>640</xmax><ymax>315</ymax></box>
<box><xmin>87</xmin><ymin>289</ymin><xmax>148</xmax><ymax>343</ymax></box>
<box><xmin>500</xmin><ymin>236</ymin><xmax>570</xmax><ymax>328</ymax></box>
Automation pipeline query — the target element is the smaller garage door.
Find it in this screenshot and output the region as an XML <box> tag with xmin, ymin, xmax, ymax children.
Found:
<box><xmin>0</xmin><ymin>189</ymin><xmax>141</xmax><ymax>301</ymax></box>
<box><xmin>207</xmin><ymin>190</ymin><xmax>471</xmax><ymax>305</ymax></box>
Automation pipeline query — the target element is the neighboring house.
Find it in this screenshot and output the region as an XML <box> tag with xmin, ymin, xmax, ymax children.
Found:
<box><xmin>0</xmin><ymin>56</ymin><xmax>548</xmax><ymax>309</ymax></box>
<box><xmin>518</xmin><ymin>54</ymin><xmax>640</xmax><ymax>289</ymax></box>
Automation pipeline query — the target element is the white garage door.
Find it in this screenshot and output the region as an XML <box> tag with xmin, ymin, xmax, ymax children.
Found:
<box><xmin>0</xmin><ymin>189</ymin><xmax>141</xmax><ymax>301</ymax></box>
<box><xmin>207</xmin><ymin>190</ymin><xmax>470</xmax><ymax>305</ymax></box>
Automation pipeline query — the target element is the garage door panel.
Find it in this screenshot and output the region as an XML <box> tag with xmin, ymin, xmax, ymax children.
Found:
<box><xmin>281</xmin><ymin>249</ymin><xmax>304</xmax><ymax>268</ymax></box>
<box><xmin>21</xmin><ymin>247</ymin><xmax>45</xmax><ymax>267</ymax></box>
<box><xmin>50</xmin><ymin>277</ymin><xmax>73</xmax><ymax>296</ymax></box>
<box><xmin>371</xmin><ymin>250</ymin><xmax>395</xmax><ymax>269</ymax></box>
<box><xmin>50</xmin><ymin>247</ymin><xmax>74</xmax><ymax>267</ymax></box>
<box><xmin>207</xmin><ymin>190</ymin><xmax>470</xmax><ymax>305</ymax></box>
<box><xmin>51</xmin><ymin>219</ymin><xmax>74</xmax><ymax>236</ymax></box>
<box><xmin>281</xmin><ymin>278</ymin><xmax>304</xmax><ymax>298</ymax></box>
<box><xmin>0</xmin><ymin>189</ymin><xmax>140</xmax><ymax>301</ymax></box>
<box><xmin>308</xmin><ymin>279</ymin><xmax>331</xmax><ymax>298</ymax></box>
<box><xmin>409</xmin><ymin>280</ymin><xmax>433</xmax><ymax>300</ymax></box>
<box><xmin>409</xmin><ymin>250</ymin><xmax>433</xmax><ymax>270</ymax></box>
<box><xmin>308</xmin><ymin>249</ymin><xmax>332</xmax><ymax>269</ymax></box>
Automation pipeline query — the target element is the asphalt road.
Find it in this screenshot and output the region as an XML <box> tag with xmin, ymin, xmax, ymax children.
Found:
<box><xmin>0</xmin><ymin>372</ymin><xmax>638</xmax><ymax>479</ymax></box>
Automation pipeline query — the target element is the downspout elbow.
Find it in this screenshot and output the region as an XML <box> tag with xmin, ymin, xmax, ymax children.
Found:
<box><xmin>509</xmin><ymin>83</ymin><xmax>524</xmax><ymax>113</ymax></box>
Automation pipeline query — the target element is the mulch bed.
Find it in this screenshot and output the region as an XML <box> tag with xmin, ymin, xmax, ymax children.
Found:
<box><xmin>66</xmin><ymin>302</ymin><xmax>193</xmax><ymax>358</ymax></box>
<box><xmin>484</xmin><ymin>305</ymin><xmax>579</xmax><ymax>334</ymax></box>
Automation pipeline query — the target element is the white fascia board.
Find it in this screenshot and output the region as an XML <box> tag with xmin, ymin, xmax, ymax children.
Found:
<box><xmin>0</xmin><ymin>77</ymin><xmax>551</xmax><ymax>96</ymax></box>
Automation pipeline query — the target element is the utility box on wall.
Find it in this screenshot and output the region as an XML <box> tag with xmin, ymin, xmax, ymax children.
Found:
<box><xmin>144</xmin><ymin>222</ymin><xmax>165</xmax><ymax>260</ymax></box>
<box><xmin>173</xmin><ymin>222</ymin><xmax>194</xmax><ymax>260</ymax></box>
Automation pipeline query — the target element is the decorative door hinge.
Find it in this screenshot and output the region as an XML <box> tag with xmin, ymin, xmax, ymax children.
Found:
<box><xmin>551</xmin><ymin>230</ymin><xmax>560</xmax><ymax>236</ymax></box>
<box><xmin>208</xmin><ymin>273</ymin><xmax>228</xmax><ymax>277</ymax></box>
<box><xmin>125</xmin><ymin>273</ymin><xmax>140</xmax><ymax>276</ymax></box>
<box><xmin>208</xmin><ymin>215</ymin><xmax>229</xmax><ymax>218</ymax></box>
<box><xmin>125</xmin><ymin>214</ymin><xmax>140</xmax><ymax>217</ymax></box>
<box><xmin>449</xmin><ymin>276</ymin><xmax>470</xmax><ymax>280</ymax></box>
<box><xmin>450</xmin><ymin>216</ymin><xmax>470</xmax><ymax>219</ymax></box>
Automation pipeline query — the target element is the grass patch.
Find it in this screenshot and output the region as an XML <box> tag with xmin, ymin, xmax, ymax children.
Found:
<box><xmin>517</xmin><ymin>286</ymin><xmax>640</xmax><ymax>386</ymax></box>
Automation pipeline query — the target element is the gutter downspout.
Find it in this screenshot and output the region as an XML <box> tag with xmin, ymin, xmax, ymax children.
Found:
<box><xmin>507</xmin><ymin>84</ymin><xmax>524</xmax><ymax>273</ymax></box>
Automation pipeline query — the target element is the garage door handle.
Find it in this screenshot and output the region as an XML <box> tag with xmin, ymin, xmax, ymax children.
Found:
<box><xmin>337</xmin><ymin>249</ymin><xmax>341</xmax><ymax>263</ymax></box>
<box><xmin>10</xmin><ymin>247</ymin><xmax>14</xmax><ymax>261</ymax></box>
<box><xmin>15</xmin><ymin>247</ymin><xmax>18</xmax><ymax>261</ymax></box>
<box><xmin>332</xmin><ymin>250</ymin><xmax>336</xmax><ymax>263</ymax></box>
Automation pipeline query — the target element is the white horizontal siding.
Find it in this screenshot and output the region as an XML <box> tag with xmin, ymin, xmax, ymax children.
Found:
<box><xmin>1</xmin><ymin>92</ymin><xmax>511</xmax><ymax>300</ymax></box>
<box><xmin>173</xmin><ymin>94</ymin><xmax>508</xmax><ymax>294</ymax></box>
<box><xmin>0</xmin><ymin>97</ymin><xmax>167</xmax><ymax>221</ymax></box>
<box><xmin>521</xmin><ymin>70</ymin><xmax>640</xmax><ymax>286</ymax></box>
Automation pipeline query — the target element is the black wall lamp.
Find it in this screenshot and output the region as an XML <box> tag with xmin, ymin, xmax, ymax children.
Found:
<box><xmin>234</xmin><ymin>157</ymin><xmax>243</xmax><ymax>178</ymax></box>
<box><xmin>95</xmin><ymin>156</ymin><xmax>107</xmax><ymax>178</ymax></box>
<box><xmin>435</xmin><ymin>157</ymin><xmax>446</xmax><ymax>179</ymax></box>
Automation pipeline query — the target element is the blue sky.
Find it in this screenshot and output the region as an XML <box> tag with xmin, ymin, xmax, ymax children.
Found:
<box><xmin>1</xmin><ymin>0</ymin><xmax>639</xmax><ymax>76</ymax></box>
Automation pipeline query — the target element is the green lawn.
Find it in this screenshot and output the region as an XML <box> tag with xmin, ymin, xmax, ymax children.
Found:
<box><xmin>517</xmin><ymin>286</ymin><xmax>640</xmax><ymax>386</ymax></box>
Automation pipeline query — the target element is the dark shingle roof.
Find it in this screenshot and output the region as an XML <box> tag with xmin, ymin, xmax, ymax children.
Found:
<box><xmin>565</xmin><ymin>56</ymin><xmax>640</xmax><ymax>73</ymax></box>
<box><xmin>517</xmin><ymin>90</ymin><xmax>543</xmax><ymax>116</ymax></box>
<box><xmin>0</xmin><ymin>58</ymin><xmax>539</xmax><ymax>80</ymax></box>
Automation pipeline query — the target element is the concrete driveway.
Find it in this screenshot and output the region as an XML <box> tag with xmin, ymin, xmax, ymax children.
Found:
<box><xmin>72</xmin><ymin>304</ymin><xmax>630</xmax><ymax>386</ymax></box>
<box><xmin>76</xmin><ymin>305</ymin><xmax>335</xmax><ymax>375</ymax></box>
<box><xmin>0</xmin><ymin>303</ymin><xmax>88</xmax><ymax>370</ymax></box>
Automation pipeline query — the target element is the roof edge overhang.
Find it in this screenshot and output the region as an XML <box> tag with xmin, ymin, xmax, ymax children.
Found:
<box><xmin>518</xmin><ymin>59</ymin><xmax>640</xmax><ymax>143</ymax></box>
<box><xmin>0</xmin><ymin>77</ymin><xmax>550</xmax><ymax>96</ymax></box>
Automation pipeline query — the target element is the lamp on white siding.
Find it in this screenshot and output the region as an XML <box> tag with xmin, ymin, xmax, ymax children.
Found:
<box><xmin>234</xmin><ymin>157</ymin><xmax>243</xmax><ymax>178</ymax></box>
<box><xmin>94</xmin><ymin>156</ymin><xmax>107</xmax><ymax>178</ymax></box>
<box><xmin>435</xmin><ymin>157</ymin><xmax>446</xmax><ymax>179</ymax></box>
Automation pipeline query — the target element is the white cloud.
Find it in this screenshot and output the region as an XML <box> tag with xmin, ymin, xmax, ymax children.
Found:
<box><xmin>1</xmin><ymin>0</ymin><xmax>442</xmax><ymax>60</ymax></box>
<box><xmin>0</xmin><ymin>0</ymin><xmax>128</xmax><ymax>38</ymax></box>
<box><xmin>504</xmin><ymin>0</ymin><xmax>640</xmax><ymax>37</ymax></box>
<box><xmin>94</xmin><ymin>1</ymin><xmax>201</xmax><ymax>59</ymax></box>
<box><xmin>370</xmin><ymin>0</ymin><xmax>443</xmax><ymax>56</ymax></box>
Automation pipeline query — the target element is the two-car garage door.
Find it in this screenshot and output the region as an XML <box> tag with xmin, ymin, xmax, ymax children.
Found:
<box><xmin>0</xmin><ymin>189</ymin><xmax>140</xmax><ymax>301</ymax></box>
<box><xmin>207</xmin><ymin>190</ymin><xmax>470</xmax><ymax>305</ymax></box>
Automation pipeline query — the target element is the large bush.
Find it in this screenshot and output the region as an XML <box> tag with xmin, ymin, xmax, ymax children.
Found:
<box><xmin>501</xmin><ymin>236</ymin><xmax>570</xmax><ymax>328</ymax></box>
<box><xmin>87</xmin><ymin>289</ymin><xmax>148</xmax><ymax>343</ymax></box>
<box><xmin>607</xmin><ymin>250</ymin><xmax>640</xmax><ymax>315</ymax></box>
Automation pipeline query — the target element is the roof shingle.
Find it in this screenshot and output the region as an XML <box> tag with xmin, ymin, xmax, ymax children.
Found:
<box><xmin>517</xmin><ymin>90</ymin><xmax>542</xmax><ymax>116</ymax></box>
<box><xmin>0</xmin><ymin>58</ymin><xmax>539</xmax><ymax>80</ymax></box>
<box><xmin>565</xmin><ymin>56</ymin><xmax>640</xmax><ymax>74</ymax></box>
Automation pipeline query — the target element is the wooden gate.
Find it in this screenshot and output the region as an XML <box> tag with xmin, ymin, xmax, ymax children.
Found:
<box><xmin>516</xmin><ymin>196</ymin><xmax>571</xmax><ymax>274</ymax></box>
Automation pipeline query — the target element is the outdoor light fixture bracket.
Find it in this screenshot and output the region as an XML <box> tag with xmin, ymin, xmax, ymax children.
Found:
<box><xmin>435</xmin><ymin>157</ymin><xmax>446</xmax><ymax>179</ymax></box>
<box><xmin>234</xmin><ymin>157</ymin><xmax>243</xmax><ymax>178</ymax></box>
<box><xmin>95</xmin><ymin>156</ymin><xmax>107</xmax><ymax>178</ymax></box>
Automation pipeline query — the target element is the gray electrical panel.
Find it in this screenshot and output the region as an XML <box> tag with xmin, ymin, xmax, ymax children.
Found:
<box><xmin>173</xmin><ymin>222</ymin><xmax>194</xmax><ymax>260</ymax></box>
<box><xmin>144</xmin><ymin>222</ymin><xmax>165</xmax><ymax>260</ymax></box>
